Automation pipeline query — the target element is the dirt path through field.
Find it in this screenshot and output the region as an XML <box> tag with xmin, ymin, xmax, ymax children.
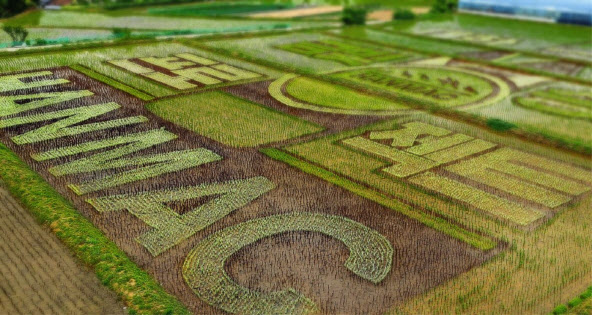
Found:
<box><xmin>0</xmin><ymin>181</ymin><xmax>125</xmax><ymax>314</ymax></box>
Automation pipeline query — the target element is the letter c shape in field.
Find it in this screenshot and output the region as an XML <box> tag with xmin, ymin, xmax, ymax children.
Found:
<box><xmin>183</xmin><ymin>212</ymin><xmax>393</xmax><ymax>314</ymax></box>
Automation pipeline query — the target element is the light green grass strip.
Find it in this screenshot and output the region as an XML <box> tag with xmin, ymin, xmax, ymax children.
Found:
<box><xmin>70</xmin><ymin>65</ymin><xmax>154</xmax><ymax>101</ymax></box>
<box><xmin>146</xmin><ymin>91</ymin><xmax>323</xmax><ymax>147</ymax></box>
<box><xmin>0</xmin><ymin>142</ymin><xmax>190</xmax><ymax>314</ymax></box>
<box><xmin>260</xmin><ymin>148</ymin><xmax>496</xmax><ymax>251</ymax></box>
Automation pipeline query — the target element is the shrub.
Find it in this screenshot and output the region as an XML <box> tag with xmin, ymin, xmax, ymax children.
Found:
<box><xmin>112</xmin><ymin>27</ymin><xmax>132</xmax><ymax>39</ymax></box>
<box><xmin>581</xmin><ymin>288</ymin><xmax>592</xmax><ymax>299</ymax></box>
<box><xmin>431</xmin><ymin>0</ymin><xmax>458</xmax><ymax>14</ymax></box>
<box><xmin>552</xmin><ymin>304</ymin><xmax>568</xmax><ymax>314</ymax></box>
<box><xmin>342</xmin><ymin>6</ymin><xmax>367</xmax><ymax>25</ymax></box>
<box><xmin>393</xmin><ymin>8</ymin><xmax>416</xmax><ymax>20</ymax></box>
<box><xmin>568</xmin><ymin>297</ymin><xmax>582</xmax><ymax>308</ymax></box>
<box><xmin>486</xmin><ymin>118</ymin><xmax>516</xmax><ymax>132</ymax></box>
<box><xmin>2</xmin><ymin>25</ymin><xmax>29</xmax><ymax>45</ymax></box>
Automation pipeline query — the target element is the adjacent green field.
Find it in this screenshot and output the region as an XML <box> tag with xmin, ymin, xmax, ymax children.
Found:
<box><xmin>202</xmin><ymin>32</ymin><xmax>420</xmax><ymax>74</ymax></box>
<box><xmin>269</xmin><ymin>74</ymin><xmax>412</xmax><ymax>115</ymax></box>
<box><xmin>0</xmin><ymin>28</ymin><xmax>111</xmax><ymax>45</ymax></box>
<box><xmin>146</xmin><ymin>91</ymin><xmax>323</xmax><ymax>147</ymax></box>
<box><xmin>148</xmin><ymin>2</ymin><xmax>294</xmax><ymax>17</ymax></box>
<box><xmin>467</xmin><ymin>82</ymin><xmax>592</xmax><ymax>153</ymax></box>
<box><xmin>331</xmin><ymin>27</ymin><xmax>486</xmax><ymax>56</ymax></box>
<box><xmin>512</xmin><ymin>87</ymin><xmax>592</xmax><ymax>122</ymax></box>
<box><xmin>3</xmin><ymin>10</ymin><xmax>332</xmax><ymax>31</ymax></box>
<box><xmin>387</xmin><ymin>14</ymin><xmax>592</xmax><ymax>62</ymax></box>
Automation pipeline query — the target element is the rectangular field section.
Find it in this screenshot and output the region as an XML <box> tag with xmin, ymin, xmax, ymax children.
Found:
<box><xmin>284</xmin><ymin>115</ymin><xmax>592</xmax><ymax>228</ymax></box>
<box><xmin>146</xmin><ymin>91</ymin><xmax>323</xmax><ymax>147</ymax></box>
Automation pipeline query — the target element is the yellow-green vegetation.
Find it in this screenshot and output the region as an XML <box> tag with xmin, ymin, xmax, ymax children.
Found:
<box><xmin>408</xmin><ymin>171</ymin><xmax>544</xmax><ymax>225</ymax></box>
<box><xmin>183</xmin><ymin>211</ymin><xmax>394</xmax><ymax>314</ymax></box>
<box><xmin>146</xmin><ymin>91</ymin><xmax>324</xmax><ymax>147</ymax></box>
<box><xmin>69</xmin><ymin>65</ymin><xmax>154</xmax><ymax>101</ymax></box>
<box><xmin>278</xmin><ymin>39</ymin><xmax>409</xmax><ymax>66</ymax></box>
<box><xmin>553</xmin><ymin>286</ymin><xmax>592</xmax><ymax>315</ymax></box>
<box><xmin>109</xmin><ymin>53</ymin><xmax>263</xmax><ymax>90</ymax></box>
<box><xmin>285</xmin><ymin>116</ymin><xmax>591</xmax><ymax>229</ymax></box>
<box><xmin>87</xmin><ymin>177</ymin><xmax>275</xmax><ymax>256</ymax></box>
<box><xmin>514</xmin><ymin>87</ymin><xmax>592</xmax><ymax>121</ymax></box>
<box><xmin>261</xmin><ymin>148</ymin><xmax>496</xmax><ymax>250</ymax></box>
<box><xmin>283</xmin><ymin>75</ymin><xmax>412</xmax><ymax>114</ymax></box>
<box><xmin>445</xmin><ymin>148</ymin><xmax>590</xmax><ymax>208</ymax></box>
<box><xmin>329</xmin><ymin>65</ymin><xmax>508</xmax><ymax>109</ymax></box>
<box><xmin>0</xmin><ymin>142</ymin><xmax>190</xmax><ymax>315</ymax></box>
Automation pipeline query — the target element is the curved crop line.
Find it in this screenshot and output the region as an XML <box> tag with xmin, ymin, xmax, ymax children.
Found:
<box><xmin>268</xmin><ymin>74</ymin><xmax>407</xmax><ymax>116</ymax></box>
<box><xmin>183</xmin><ymin>212</ymin><xmax>393</xmax><ymax>315</ymax></box>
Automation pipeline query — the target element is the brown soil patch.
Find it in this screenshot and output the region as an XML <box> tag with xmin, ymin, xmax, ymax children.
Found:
<box><xmin>412</xmin><ymin>7</ymin><xmax>430</xmax><ymax>14</ymax></box>
<box><xmin>369</xmin><ymin>10</ymin><xmax>393</xmax><ymax>22</ymax></box>
<box><xmin>461</xmin><ymin>50</ymin><xmax>513</xmax><ymax>61</ymax></box>
<box><xmin>0</xmin><ymin>67</ymin><xmax>501</xmax><ymax>314</ymax></box>
<box><xmin>0</xmin><ymin>181</ymin><xmax>124</xmax><ymax>314</ymax></box>
<box><xmin>249</xmin><ymin>6</ymin><xmax>342</xmax><ymax>18</ymax></box>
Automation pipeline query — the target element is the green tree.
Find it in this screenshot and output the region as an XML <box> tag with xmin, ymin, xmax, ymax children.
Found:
<box><xmin>342</xmin><ymin>6</ymin><xmax>367</xmax><ymax>25</ymax></box>
<box><xmin>431</xmin><ymin>0</ymin><xmax>458</xmax><ymax>14</ymax></box>
<box><xmin>2</xmin><ymin>26</ymin><xmax>29</xmax><ymax>45</ymax></box>
<box><xmin>393</xmin><ymin>8</ymin><xmax>416</xmax><ymax>20</ymax></box>
<box><xmin>0</xmin><ymin>0</ymin><xmax>36</xmax><ymax>18</ymax></box>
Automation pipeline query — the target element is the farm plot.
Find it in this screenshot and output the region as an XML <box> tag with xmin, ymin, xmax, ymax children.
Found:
<box><xmin>6</xmin><ymin>10</ymin><xmax>334</xmax><ymax>31</ymax></box>
<box><xmin>334</xmin><ymin>27</ymin><xmax>592</xmax><ymax>82</ymax></box>
<box><xmin>147</xmin><ymin>2</ymin><xmax>294</xmax><ymax>17</ymax></box>
<box><xmin>0</xmin><ymin>66</ymin><xmax>499</xmax><ymax>314</ymax></box>
<box><xmin>201</xmin><ymin>32</ymin><xmax>421</xmax><ymax>74</ymax></box>
<box><xmin>268</xmin><ymin>74</ymin><xmax>414</xmax><ymax>115</ymax></box>
<box><xmin>466</xmin><ymin>80</ymin><xmax>592</xmax><ymax>153</ymax></box>
<box><xmin>146</xmin><ymin>91</ymin><xmax>323</xmax><ymax>147</ymax></box>
<box><xmin>270</xmin><ymin>113</ymin><xmax>592</xmax><ymax>314</ymax></box>
<box><xmin>0</xmin><ymin>42</ymin><xmax>280</xmax><ymax>98</ymax></box>
<box><xmin>283</xmin><ymin>115</ymin><xmax>591</xmax><ymax>228</ymax></box>
<box><xmin>258</xmin><ymin>53</ymin><xmax>592</xmax><ymax>154</ymax></box>
<box><xmin>0</xmin><ymin>182</ymin><xmax>124</xmax><ymax>314</ymax></box>
<box><xmin>385</xmin><ymin>14</ymin><xmax>592</xmax><ymax>63</ymax></box>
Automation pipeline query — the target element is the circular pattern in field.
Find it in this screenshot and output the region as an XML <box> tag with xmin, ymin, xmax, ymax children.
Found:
<box><xmin>270</xmin><ymin>66</ymin><xmax>509</xmax><ymax>115</ymax></box>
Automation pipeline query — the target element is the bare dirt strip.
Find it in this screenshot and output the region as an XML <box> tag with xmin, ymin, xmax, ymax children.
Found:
<box><xmin>0</xmin><ymin>67</ymin><xmax>501</xmax><ymax>314</ymax></box>
<box><xmin>0</xmin><ymin>181</ymin><xmax>125</xmax><ymax>314</ymax></box>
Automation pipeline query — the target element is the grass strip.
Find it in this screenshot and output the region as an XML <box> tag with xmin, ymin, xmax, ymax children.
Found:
<box><xmin>260</xmin><ymin>148</ymin><xmax>497</xmax><ymax>251</ymax></box>
<box><xmin>0</xmin><ymin>142</ymin><xmax>189</xmax><ymax>315</ymax></box>
<box><xmin>552</xmin><ymin>285</ymin><xmax>592</xmax><ymax>314</ymax></box>
<box><xmin>69</xmin><ymin>64</ymin><xmax>154</xmax><ymax>101</ymax></box>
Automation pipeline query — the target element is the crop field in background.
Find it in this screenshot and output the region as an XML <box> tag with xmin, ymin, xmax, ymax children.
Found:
<box><xmin>0</xmin><ymin>5</ymin><xmax>590</xmax><ymax>315</ymax></box>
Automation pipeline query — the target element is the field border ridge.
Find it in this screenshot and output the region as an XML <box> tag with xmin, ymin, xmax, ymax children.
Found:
<box><xmin>0</xmin><ymin>142</ymin><xmax>190</xmax><ymax>315</ymax></box>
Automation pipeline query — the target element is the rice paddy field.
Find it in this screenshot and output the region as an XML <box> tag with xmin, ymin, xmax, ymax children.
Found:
<box><xmin>0</xmin><ymin>1</ymin><xmax>590</xmax><ymax>314</ymax></box>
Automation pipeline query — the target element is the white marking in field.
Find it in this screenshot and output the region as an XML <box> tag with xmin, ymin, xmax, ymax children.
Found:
<box><xmin>507</xmin><ymin>74</ymin><xmax>550</xmax><ymax>88</ymax></box>
<box><xmin>407</xmin><ymin>57</ymin><xmax>452</xmax><ymax>66</ymax></box>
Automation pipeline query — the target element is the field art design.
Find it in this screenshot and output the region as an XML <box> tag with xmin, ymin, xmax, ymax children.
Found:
<box><xmin>0</xmin><ymin>3</ymin><xmax>591</xmax><ymax>315</ymax></box>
